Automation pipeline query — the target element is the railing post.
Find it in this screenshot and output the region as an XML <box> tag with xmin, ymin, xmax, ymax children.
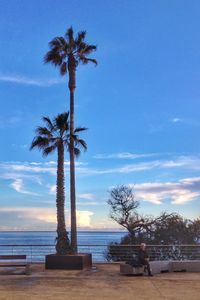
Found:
<box><xmin>31</xmin><ymin>246</ymin><xmax>32</xmax><ymax>263</ymax></box>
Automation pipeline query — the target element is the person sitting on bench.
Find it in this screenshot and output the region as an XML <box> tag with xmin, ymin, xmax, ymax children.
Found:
<box><xmin>138</xmin><ymin>243</ymin><xmax>153</xmax><ymax>276</ymax></box>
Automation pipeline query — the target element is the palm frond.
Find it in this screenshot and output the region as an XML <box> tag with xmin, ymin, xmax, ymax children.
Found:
<box><xmin>63</xmin><ymin>140</ymin><xmax>70</xmax><ymax>151</ymax></box>
<box><xmin>78</xmin><ymin>44</ymin><xmax>97</xmax><ymax>56</ymax></box>
<box><xmin>60</xmin><ymin>62</ymin><xmax>67</xmax><ymax>75</ymax></box>
<box><xmin>44</xmin><ymin>50</ymin><xmax>63</xmax><ymax>65</ymax></box>
<box><xmin>49</xmin><ymin>37</ymin><xmax>66</xmax><ymax>49</ymax></box>
<box><xmin>66</xmin><ymin>26</ymin><xmax>75</xmax><ymax>48</ymax></box>
<box><xmin>51</xmin><ymin>37</ymin><xmax>67</xmax><ymax>48</ymax></box>
<box><xmin>77</xmin><ymin>42</ymin><xmax>87</xmax><ymax>52</ymax></box>
<box><xmin>36</xmin><ymin>126</ymin><xmax>52</xmax><ymax>137</ymax></box>
<box><xmin>74</xmin><ymin>138</ymin><xmax>87</xmax><ymax>151</ymax></box>
<box><xmin>86</xmin><ymin>58</ymin><xmax>98</xmax><ymax>65</ymax></box>
<box><xmin>42</xmin><ymin>117</ymin><xmax>55</xmax><ymax>132</ymax></box>
<box><xmin>74</xmin><ymin>147</ymin><xmax>81</xmax><ymax>157</ymax></box>
<box><xmin>79</xmin><ymin>56</ymin><xmax>97</xmax><ymax>65</ymax></box>
<box><xmin>74</xmin><ymin>127</ymin><xmax>88</xmax><ymax>133</ymax></box>
<box><xmin>75</xmin><ymin>31</ymin><xmax>86</xmax><ymax>45</ymax></box>
<box><xmin>42</xmin><ymin>145</ymin><xmax>57</xmax><ymax>157</ymax></box>
<box><xmin>54</xmin><ymin>112</ymin><xmax>69</xmax><ymax>133</ymax></box>
<box><xmin>30</xmin><ymin>136</ymin><xmax>50</xmax><ymax>151</ymax></box>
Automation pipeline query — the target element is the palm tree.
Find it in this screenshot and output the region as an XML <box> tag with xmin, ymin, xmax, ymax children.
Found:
<box><xmin>30</xmin><ymin>112</ymin><xmax>87</xmax><ymax>255</ymax></box>
<box><xmin>44</xmin><ymin>27</ymin><xmax>97</xmax><ymax>252</ymax></box>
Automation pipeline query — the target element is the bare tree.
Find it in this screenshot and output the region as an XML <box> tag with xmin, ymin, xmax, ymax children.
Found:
<box><xmin>107</xmin><ymin>185</ymin><xmax>173</xmax><ymax>241</ymax></box>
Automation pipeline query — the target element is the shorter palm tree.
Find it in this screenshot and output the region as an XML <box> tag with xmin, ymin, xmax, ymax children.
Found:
<box><xmin>30</xmin><ymin>112</ymin><xmax>87</xmax><ymax>255</ymax></box>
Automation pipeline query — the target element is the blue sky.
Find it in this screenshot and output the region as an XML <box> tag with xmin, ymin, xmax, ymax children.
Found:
<box><xmin>0</xmin><ymin>0</ymin><xmax>200</xmax><ymax>230</ymax></box>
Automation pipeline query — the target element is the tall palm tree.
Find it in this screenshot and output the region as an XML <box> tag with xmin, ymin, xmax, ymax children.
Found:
<box><xmin>30</xmin><ymin>112</ymin><xmax>87</xmax><ymax>255</ymax></box>
<box><xmin>44</xmin><ymin>27</ymin><xmax>97</xmax><ymax>252</ymax></box>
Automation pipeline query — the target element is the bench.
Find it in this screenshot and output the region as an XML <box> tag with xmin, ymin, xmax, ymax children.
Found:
<box><xmin>0</xmin><ymin>255</ymin><xmax>30</xmax><ymax>275</ymax></box>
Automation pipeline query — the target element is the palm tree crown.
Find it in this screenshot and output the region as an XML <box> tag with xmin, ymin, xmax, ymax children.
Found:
<box><xmin>44</xmin><ymin>26</ymin><xmax>97</xmax><ymax>78</ymax></box>
<box><xmin>30</xmin><ymin>112</ymin><xmax>87</xmax><ymax>156</ymax></box>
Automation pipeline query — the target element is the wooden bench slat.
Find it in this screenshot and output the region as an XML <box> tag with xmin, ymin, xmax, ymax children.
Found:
<box><xmin>0</xmin><ymin>255</ymin><xmax>26</xmax><ymax>260</ymax></box>
<box><xmin>0</xmin><ymin>264</ymin><xmax>27</xmax><ymax>267</ymax></box>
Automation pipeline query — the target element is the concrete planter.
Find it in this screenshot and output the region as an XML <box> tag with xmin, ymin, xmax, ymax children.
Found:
<box><xmin>120</xmin><ymin>263</ymin><xmax>144</xmax><ymax>275</ymax></box>
<box><xmin>45</xmin><ymin>253</ymin><xmax>92</xmax><ymax>270</ymax></box>
<box><xmin>150</xmin><ymin>260</ymin><xmax>200</xmax><ymax>274</ymax></box>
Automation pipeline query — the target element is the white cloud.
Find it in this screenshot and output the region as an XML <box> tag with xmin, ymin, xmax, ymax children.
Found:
<box><xmin>131</xmin><ymin>177</ymin><xmax>200</xmax><ymax>205</ymax></box>
<box><xmin>0</xmin><ymin>207</ymin><xmax>57</xmax><ymax>224</ymax></box>
<box><xmin>0</xmin><ymin>171</ymin><xmax>42</xmax><ymax>183</ymax></box>
<box><xmin>10</xmin><ymin>179</ymin><xmax>39</xmax><ymax>196</ymax></box>
<box><xmin>76</xmin><ymin>211</ymin><xmax>94</xmax><ymax>227</ymax></box>
<box><xmin>75</xmin><ymin>162</ymin><xmax>158</xmax><ymax>176</ymax></box>
<box><xmin>0</xmin><ymin>161</ymin><xmax>86</xmax><ymax>177</ymax></box>
<box><xmin>0</xmin><ymin>74</ymin><xmax>62</xmax><ymax>87</ymax></box>
<box><xmin>48</xmin><ymin>189</ymin><xmax>98</xmax><ymax>205</ymax></box>
<box><xmin>10</xmin><ymin>179</ymin><xmax>23</xmax><ymax>192</ymax></box>
<box><xmin>77</xmin><ymin>155</ymin><xmax>200</xmax><ymax>176</ymax></box>
<box><xmin>1</xmin><ymin>156</ymin><xmax>200</xmax><ymax>184</ymax></box>
<box><xmin>0</xmin><ymin>207</ymin><xmax>94</xmax><ymax>229</ymax></box>
<box><xmin>160</xmin><ymin>156</ymin><xmax>200</xmax><ymax>170</ymax></box>
<box><xmin>3</xmin><ymin>163</ymin><xmax>57</xmax><ymax>175</ymax></box>
<box><xmin>78</xmin><ymin>193</ymin><xmax>95</xmax><ymax>200</ymax></box>
<box><xmin>171</xmin><ymin>117</ymin><xmax>200</xmax><ymax>127</ymax></box>
<box><xmin>77</xmin><ymin>202</ymin><xmax>99</xmax><ymax>206</ymax></box>
<box><xmin>171</xmin><ymin>117</ymin><xmax>181</xmax><ymax>123</ymax></box>
<box><xmin>94</xmin><ymin>152</ymin><xmax>157</xmax><ymax>159</ymax></box>
<box><xmin>48</xmin><ymin>189</ymin><xmax>97</xmax><ymax>204</ymax></box>
<box><xmin>49</xmin><ymin>185</ymin><xmax>57</xmax><ymax>195</ymax></box>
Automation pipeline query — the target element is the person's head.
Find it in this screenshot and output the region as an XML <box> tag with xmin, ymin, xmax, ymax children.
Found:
<box><xmin>140</xmin><ymin>243</ymin><xmax>146</xmax><ymax>251</ymax></box>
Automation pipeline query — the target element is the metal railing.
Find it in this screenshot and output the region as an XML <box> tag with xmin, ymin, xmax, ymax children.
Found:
<box><xmin>0</xmin><ymin>244</ymin><xmax>199</xmax><ymax>263</ymax></box>
<box><xmin>106</xmin><ymin>244</ymin><xmax>200</xmax><ymax>262</ymax></box>
<box><xmin>0</xmin><ymin>244</ymin><xmax>108</xmax><ymax>262</ymax></box>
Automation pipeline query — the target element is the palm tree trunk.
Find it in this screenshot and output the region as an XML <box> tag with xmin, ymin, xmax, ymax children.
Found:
<box><xmin>56</xmin><ymin>142</ymin><xmax>70</xmax><ymax>254</ymax></box>
<box><xmin>68</xmin><ymin>56</ymin><xmax>78</xmax><ymax>253</ymax></box>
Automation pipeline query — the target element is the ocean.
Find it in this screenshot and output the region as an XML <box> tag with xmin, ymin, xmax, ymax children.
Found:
<box><xmin>0</xmin><ymin>231</ymin><xmax>126</xmax><ymax>262</ymax></box>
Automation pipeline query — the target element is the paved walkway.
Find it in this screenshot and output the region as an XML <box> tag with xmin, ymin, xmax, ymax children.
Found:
<box><xmin>0</xmin><ymin>264</ymin><xmax>200</xmax><ymax>299</ymax></box>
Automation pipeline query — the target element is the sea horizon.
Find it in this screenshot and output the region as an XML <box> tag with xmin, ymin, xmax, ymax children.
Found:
<box><xmin>0</xmin><ymin>229</ymin><xmax>125</xmax><ymax>232</ymax></box>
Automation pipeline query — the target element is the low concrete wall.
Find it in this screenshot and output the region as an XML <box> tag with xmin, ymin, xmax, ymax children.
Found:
<box><xmin>150</xmin><ymin>260</ymin><xmax>200</xmax><ymax>274</ymax></box>
<box><xmin>171</xmin><ymin>260</ymin><xmax>200</xmax><ymax>272</ymax></box>
<box><xmin>150</xmin><ymin>261</ymin><xmax>171</xmax><ymax>274</ymax></box>
<box><xmin>120</xmin><ymin>260</ymin><xmax>200</xmax><ymax>275</ymax></box>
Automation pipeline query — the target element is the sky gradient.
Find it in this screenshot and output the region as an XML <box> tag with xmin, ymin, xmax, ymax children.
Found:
<box><xmin>0</xmin><ymin>0</ymin><xmax>200</xmax><ymax>230</ymax></box>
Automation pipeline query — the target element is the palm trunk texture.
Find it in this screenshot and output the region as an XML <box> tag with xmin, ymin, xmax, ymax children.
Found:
<box><xmin>68</xmin><ymin>56</ymin><xmax>78</xmax><ymax>253</ymax></box>
<box><xmin>56</xmin><ymin>142</ymin><xmax>70</xmax><ymax>254</ymax></box>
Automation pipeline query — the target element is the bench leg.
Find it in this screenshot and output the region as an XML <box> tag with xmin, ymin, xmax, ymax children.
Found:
<box><xmin>25</xmin><ymin>264</ymin><xmax>31</xmax><ymax>275</ymax></box>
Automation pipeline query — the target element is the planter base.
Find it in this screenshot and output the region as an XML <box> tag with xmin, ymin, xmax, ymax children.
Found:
<box><xmin>45</xmin><ymin>253</ymin><xmax>92</xmax><ymax>270</ymax></box>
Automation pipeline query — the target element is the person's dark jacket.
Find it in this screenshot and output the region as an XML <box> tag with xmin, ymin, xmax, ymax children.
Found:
<box><xmin>138</xmin><ymin>249</ymin><xmax>149</xmax><ymax>265</ymax></box>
